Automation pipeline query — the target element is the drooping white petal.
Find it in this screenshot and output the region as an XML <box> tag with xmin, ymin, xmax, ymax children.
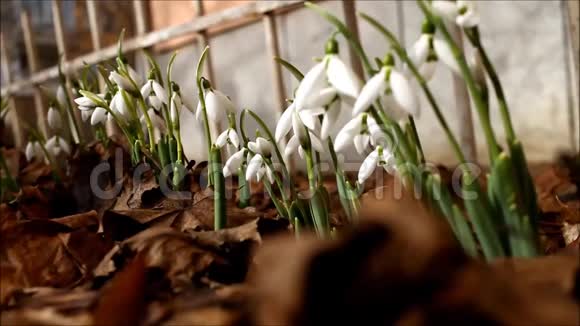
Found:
<box><xmin>256</xmin><ymin>167</ymin><xmax>266</xmax><ymax>182</ymax></box>
<box><xmin>140</xmin><ymin>81</ymin><xmax>152</xmax><ymax>98</ymax></box>
<box><xmin>298</xmin><ymin>109</ymin><xmax>319</xmax><ymax>131</ymax></box>
<box><xmin>320</xmin><ymin>100</ymin><xmax>340</xmax><ymax>140</ymax></box>
<box><xmin>292</xmin><ymin>110</ymin><xmax>308</xmax><ymax>145</ymax></box>
<box><xmin>180</xmin><ymin>106</ymin><xmax>208</xmax><ymax>165</ymax></box>
<box><xmin>265</xmin><ymin>166</ymin><xmax>275</xmax><ymax>184</ymax></box>
<box><xmin>195</xmin><ymin>101</ymin><xmax>203</xmax><ymax>121</ymax></box>
<box><xmin>205</xmin><ymin>91</ymin><xmax>226</xmax><ymax>123</ymax></box>
<box><xmin>326</xmin><ymin>55</ymin><xmax>361</xmax><ymax>99</ymax></box>
<box><xmin>380</xmin><ymin>94</ymin><xmax>408</xmax><ymax>122</ymax></box>
<box><xmin>245</xmin><ymin>154</ymin><xmax>263</xmax><ymax>181</ymax></box>
<box><xmin>309</xmin><ymin>132</ymin><xmax>324</xmax><ymax>153</ymax></box>
<box><xmin>431</xmin><ymin>0</ymin><xmax>459</xmax><ymax>23</ymax></box>
<box><xmin>419</xmin><ymin>61</ymin><xmax>437</xmax><ymax>81</ymax></box>
<box><xmin>56</xmin><ymin>85</ymin><xmax>67</xmax><ymax>107</ymax></box>
<box><xmin>352</xmin><ymin>68</ymin><xmax>388</xmax><ymax>116</ymax></box>
<box><xmin>334</xmin><ymin>124</ymin><xmax>357</xmax><ymax>152</ymax></box>
<box><xmin>215</xmin><ymin>129</ymin><xmax>229</xmax><ymax>148</ymax></box>
<box><xmin>74</xmin><ymin>96</ymin><xmax>96</xmax><ymax>107</ymax></box>
<box><xmin>275</xmin><ymin>103</ymin><xmax>294</xmax><ymax>143</ymax></box>
<box><xmin>284</xmin><ymin>135</ymin><xmax>300</xmax><ymax>157</ymax></box>
<box><xmin>256</xmin><ymin>137</ymin><xmax>273</xmax><ymax>157</ymax></box>
<box><xmin>294</xmin><ymin>62</ymin><xmax>327</xmax><ymax>111</ymax></box>
<box><xmin>149</xmin><ymin>95</ymin><xmax>162</xmax><ymax>111</ymax></box>
<box><xmin>81</xmin><ymin>109</ymin><xmax>93</xmax><ymax>122</ymax></box>
<box><xmin>305</xmin><ymin>87</ymin><xmax>337</xmax><ymax>109</ymax></box>
<box><xmin>25</xmin><ymin>142</ymin><xmax>36</xmax><ymax>161</ymax></box>
<box><xmin>91</xmin><ymin>107</ymin><xmax>108</xmax><ymax>125</ymax></box>
<box><xmin>228</xmin><ymin>129</ymin><xmax>240</xmax><ymax>148</ymax></box>
<box><xmin>223</xmin><ymin>149</ymin><xmax>245</xmax><ymax>177</ymax></box>
<box><xmin>353</xmin><ymin>134</ymin><xmax>370</xmax><ymax>155</ymax></box>
<box><xmin>433</xmin><ymin>38</ymin><xmax>462</xmax><ymax>76</ymax></box>
<box><xmin>58</xmin><ymin>137</ymin><xmax>70</xmax><ymax>155</ymax></box>
<box><xmin>358</xmin><ymin>149</ymin><xmax>379</xmax><ymax>184</ymax></box>
<box><xmin>151</xmin><ymin>81</ymin><xmax>168</xmax><ymax>104</ymax></box>
<box><xmin>78</xmin><ymin>105</ymin><xmax>93</xmax><ymax>111</ymax></box>
<box><xmin>411</xmin><ymin>34</ymin><xmax>431</xmax><ymax>66</ymax></box>
<box><xmin>47</xmin><ymin>107</ymin><xmax>62</xmax><ymax>130</ymax></box>
<box><xmin>170</xmin><ymin>94</ymin><xmax>180</xmax><ymax>125</ymax></box>
<box><xmin>390</xmin><ymin>69</ymin><xmax>419</xmax><ymax>117</ymax></box>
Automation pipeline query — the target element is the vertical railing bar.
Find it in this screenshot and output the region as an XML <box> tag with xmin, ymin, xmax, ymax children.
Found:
<box><xmin>52</xmin><ymin>0</ymin><xmax>84</xmax><ymax>143</ymax></box>
<box><xmin>0</xmin><ymin>33</ymin><xmax>24</xmax><ymax>147</ymax></box>
<box><xmin>21</xmin><ymin>10</ymin><xmax>49</xmax><ymax>136</ymax></box>
<box><xmin>395</xmin><ymin>1</ymin><xmax>406</xmax><ymax>46</ymax></box>
<box><xmin>263</xmin><ymin>12</ymin><xmax>293</xmax><ymax>170</ymax></box>
<box><xmin>561</xmin><ymin>0</ymin><xmax>579</xmax><ymax>153</ymax></box>
<box><xmin>341</xmin><ymin>0</ymin><xmax>364</xmax><ymax>79</ymax></box>
<box><xmin>449</xmin><ymin>25</ymin><xmax>477</xmax><ymax>162</ymax></box>
<box><xmin>132</xmin><ymin>0</ymin><xmax>149</xmax><ymax>75</ymax></box>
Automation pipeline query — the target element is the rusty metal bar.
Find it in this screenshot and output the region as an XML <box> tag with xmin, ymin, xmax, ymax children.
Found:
<box><xmin>21</xmin><ymin>10</ymin><xmax>48</xmax><ymax>136</ymax></box>
<box><xmin>2</xmin><ymin>0</ymin><xmax>304</xmax><ymax>95</ymax></box>
<box><xmin>561</xmin><ymin>0</ymin><xmax>578</xmax><ymax>152</ymax></box>
<box><xmin>52</xmin><ymin>0</ymin><xmax>84</xmax><ymax>143</ymax></box>
<box><xmin>133</xmin><ymin>0</ymin><xmax>149</xmax><ymax>74</ymax></box>
<box><xmin>341</xmin><ymin>0</ymin><xmax>364</xmax><ymax>79</ymax></box>
<box><xmin>0</xmin><ymin>33</ymin><xmax>24</xmax><ymax>147</ymax></box>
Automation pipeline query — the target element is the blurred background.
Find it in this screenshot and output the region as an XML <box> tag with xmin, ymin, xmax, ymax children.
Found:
<box><xmin>1</xmin><ymin>0</ymin><xmax>578</xmax><ymax>166</ymax></box>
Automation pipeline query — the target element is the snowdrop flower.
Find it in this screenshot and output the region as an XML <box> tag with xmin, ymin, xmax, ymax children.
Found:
<box><xmin>245</xmin><ymin>152</ymin><xmax>275</xmax><ymax>183</ymax></box>
<box><xmin>170</xmin><ymin>92</ymin><xmax>188</xmax><ymax>127</ymax></box>
<box><xmin>74</xmin><ymin>95</ymin><xmax>100</xmax><ymax>109</ymax></box>
<box><xmin>109</xmin><ymin>70</ymin><xmax>139</xmax><ymax>92</ymax></box>
<box><xmin>215</xmin><ymin>128</ymin><xmax>240</xmax><ymax>149</ymax></box>
<box><xmin>275</xmin><ymin>102</ymin><xmax>321</xmax><ymax>143</ymax></box>
<box><xmin>109</xmin><ymin>91</ymin><xmax>132</xmax><ymax>119</ymax></box>
<box><xmin>283</xmin><ymin>110</ymin><xmax>325</xmax><ymax>158</ymax></box>
<box><xmin>432</xmin><ymin>0</ymin><xmax>479</xmax><ymax>28</ymax></box>
<box><xmin>56</xmin><ymin>85</ymin><xmax>67</xmax><ymax>108</ymax></box>
<box><xmin>247</xmin><ymin>137</ymin><xmax>273</xmax><ymax>158</ymax></box>
<box><xmin>334</xmin><ymin>114</ymin><xmax>382</xmax><ymax>155</ymax></box>
<box><xmin>409</xmin><ymin>21</ymin><xmax>439</xmax><ymax>81</ymax></box>
<box><xmin>223</xmin><ymin>148</ymin><xmax>246</xmax><ymax>177</ymax></box>
<box><xmin>353</xmin><ymin>54</ymin><xmax>419</xmax><ymax>117</ymax></box>
<box><xmin>357</xmin><ymin>146</ymin><xmax>396</xmax><ymax>185</ymax></box>
<box><xmin>90</xmin><ymin>107</ymin><xmax>113</xmax><ymax>126</ymax></box>
<box><xmin>196</xmin><ymin>78</ymin><xmax>235</xmax><ymax>124</ymax></box>
<box><xmin>294</xmin><ymin>38</ymin><xmax>361</xmax><ymax>112</ymax></box>
<box><xmin>47</xmin><ymin>106</ymin><xmax>62</xmax><ymax>130</ymax></box>
<box><xmin>80</xmin><ymin>109</ymin><xmax>93</xmax><ymax>122</ymax></box>
<box><xmin>141</xmin><ymin>79</ymin><xmax>168</xmax><ymax>111</ymax></box>
<box><xmin>45</xmin><ymin>136</ymin><xmax>70</xmax><ymax>157</ymax></box>
<box><xmin>25</xmin><ymin>141</ymin><xmax>43</xmax><ymax>162</ymax></box>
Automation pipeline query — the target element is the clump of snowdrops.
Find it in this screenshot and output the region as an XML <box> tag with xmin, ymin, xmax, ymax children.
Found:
<box><xmin>17</xmin><ymin>1</ymin><xmax>540</xmax><ymax>261</ymax></box>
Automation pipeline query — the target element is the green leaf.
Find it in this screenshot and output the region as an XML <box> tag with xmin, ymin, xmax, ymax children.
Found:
<box><xmin>309</xmin><ymin>186</ymin><xmax>330</xmax><ymax>237</ymax></box>
<box><xmin>274</xmin><ymin>57</ymin><xmax>304</xmax><ymax>81</ymax></box>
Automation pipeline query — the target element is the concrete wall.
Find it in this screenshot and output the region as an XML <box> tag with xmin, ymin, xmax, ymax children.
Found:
<box><xmin>156</xmin><ymin>0</ymin><xmax>578</xmax><ymax>166</ymax></box>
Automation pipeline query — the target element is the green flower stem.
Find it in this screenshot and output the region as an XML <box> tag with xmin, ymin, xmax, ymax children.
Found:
<box><xmin>327</xmin><ymin>138</ymin><xmax>355</xmax><ymax>221</ymax></box>
<box><xmin>211</xmin><ymin>146</ymin><xmax>226</xmax><ymax>230</ymax></box>
<box><xmin>417</xmin><ymin>1</ymin><xmax>500</xmax><ymax>160</ymax></box>
<box><xmin>196</xmin><ymin>47</ymin><xmax>215</xmax><ymax>186</ymax></box>
<box><xmin>37</xmin><ymin>141</ymin><xmax>63</xmax><ymax>182</ymax></box>
<box><xmin>408</xmin><ymin>116</ymin><xmax>425</xmax><ymax>163</ymax></box>
<box><xmin>59</xmin><ymin>82</ymin><xmax>83</xmax><ymax>145</ymax></box>
<box><xmin>360</xmin><ymin>13</ymin><xmax>468</xmax><ymax>166</ymax></box>
<box><xmin>304</xmin><ymin>148</ymin><xmax>317</xmax><ymax>191</ymax></box>
<box><xmin>464</xmin><ymin>28</ymin><xmax>516</xmax><ymax>142</ymax></box>
<box><xmin>137</xmin><ymin>95</ymin><xmax>156</xmax><ymax>154</ymax></box>
<box><xmin>264</xmin><ymin>157</ymin><xmax>290</xmax><ymax>206</ymax></box>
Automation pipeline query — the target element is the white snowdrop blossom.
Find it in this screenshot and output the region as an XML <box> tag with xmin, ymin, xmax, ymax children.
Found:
<box><xmin>90</xmin><ymin>107</ymin><xmax>113</xmax><ymax>126</ymax></box>
<box><xmin>56</xmin><ymin>85</ymin><xmax>67</xmax><ymax>108</ymax></box>
<box><xmin>245</xmin><ymin>153</ymin><xmax>275</xmax><ymax>184</ymax></box>
<box><xmin>432</xmin><ymin>0</ymin><xmax>479</xmax><ymax>28</ymax></box>
<box><xmin>223</xmin><ymin>148</ymin><xmax>246</xmax><ymax>177</ymax></box>
<box><xmin>409</xmin><ymin>25</ymin><xmax>438</xmax><ymax>81</ymax></box>
<box><xmin>25</xmin><ymin>141</ymin><xmax>43</xmax><ymax>162</ymax></box>
<box><xmin>47</xmin><ymin>107</ymin><xmax>62</xmax><ymax>130</ymax></box>
<box><xmin>141</xmin><ymin>79</ymin><xmax>168</xmax><ymax>111</ymax></box>
<box><xmin>247</xmin><ymin>137</ymin><xmax>273</xmax><ymax>158</ymax></box>
<box><xmin>282</xmin><ymin>110</ymin><xmax>325</xmax><ymax>158</ymax></box>
<box><xmin>357</xmin><ymin>146</ymin><xmax>396</xmax><ymax>185</ymax></box>
<box><xmin>353</xmin><ymin>63</ymin><xmax>419</xmax><ymax>118</ymax></box>
<box><xmin>109</xmin><ymin>71</ymin><xmax>137</xmax><ymax>92</ymax></box>
<box><xmin>196</xmin><ymin>88</ymin><xmax>236</xmax><ymax>124</ymax></box>
<box><xmin>45</xmin><ymin>136</ymin><xmax>70</xmax><ymax>157</ymax></box>
<box><xmin>275</xmin><ymin>102</ymin><xmax>321</xmax><ymax>143</ymax></box>
<box><xmin>80</xmin><ymin>109</ymin><xmax>93</xmax><ymax>122</ymax></box>
<box><xmin>170</xmin><ymin>93</ymin><xmax>182</xmax><ymax>126</ymax></box>
<box><xmin>215</xmin><ymin>128</ymin><xmax>240</xmax><ymax>149</ymax></box>
<box><xmin>334</xmin><ymin>114</ymin><xmax>383</xmax><ymax>155</ymax></box>
<box><xmin>293</xmin><ymin>39</ymin><xmax>361</xmax><ymax>133</ymax></box>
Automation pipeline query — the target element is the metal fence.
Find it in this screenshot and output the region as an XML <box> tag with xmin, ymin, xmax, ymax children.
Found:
<box><xmin>1</xmin><ymin>0</ymin><xmax>578</xmax><ymax>156</ymax></box>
